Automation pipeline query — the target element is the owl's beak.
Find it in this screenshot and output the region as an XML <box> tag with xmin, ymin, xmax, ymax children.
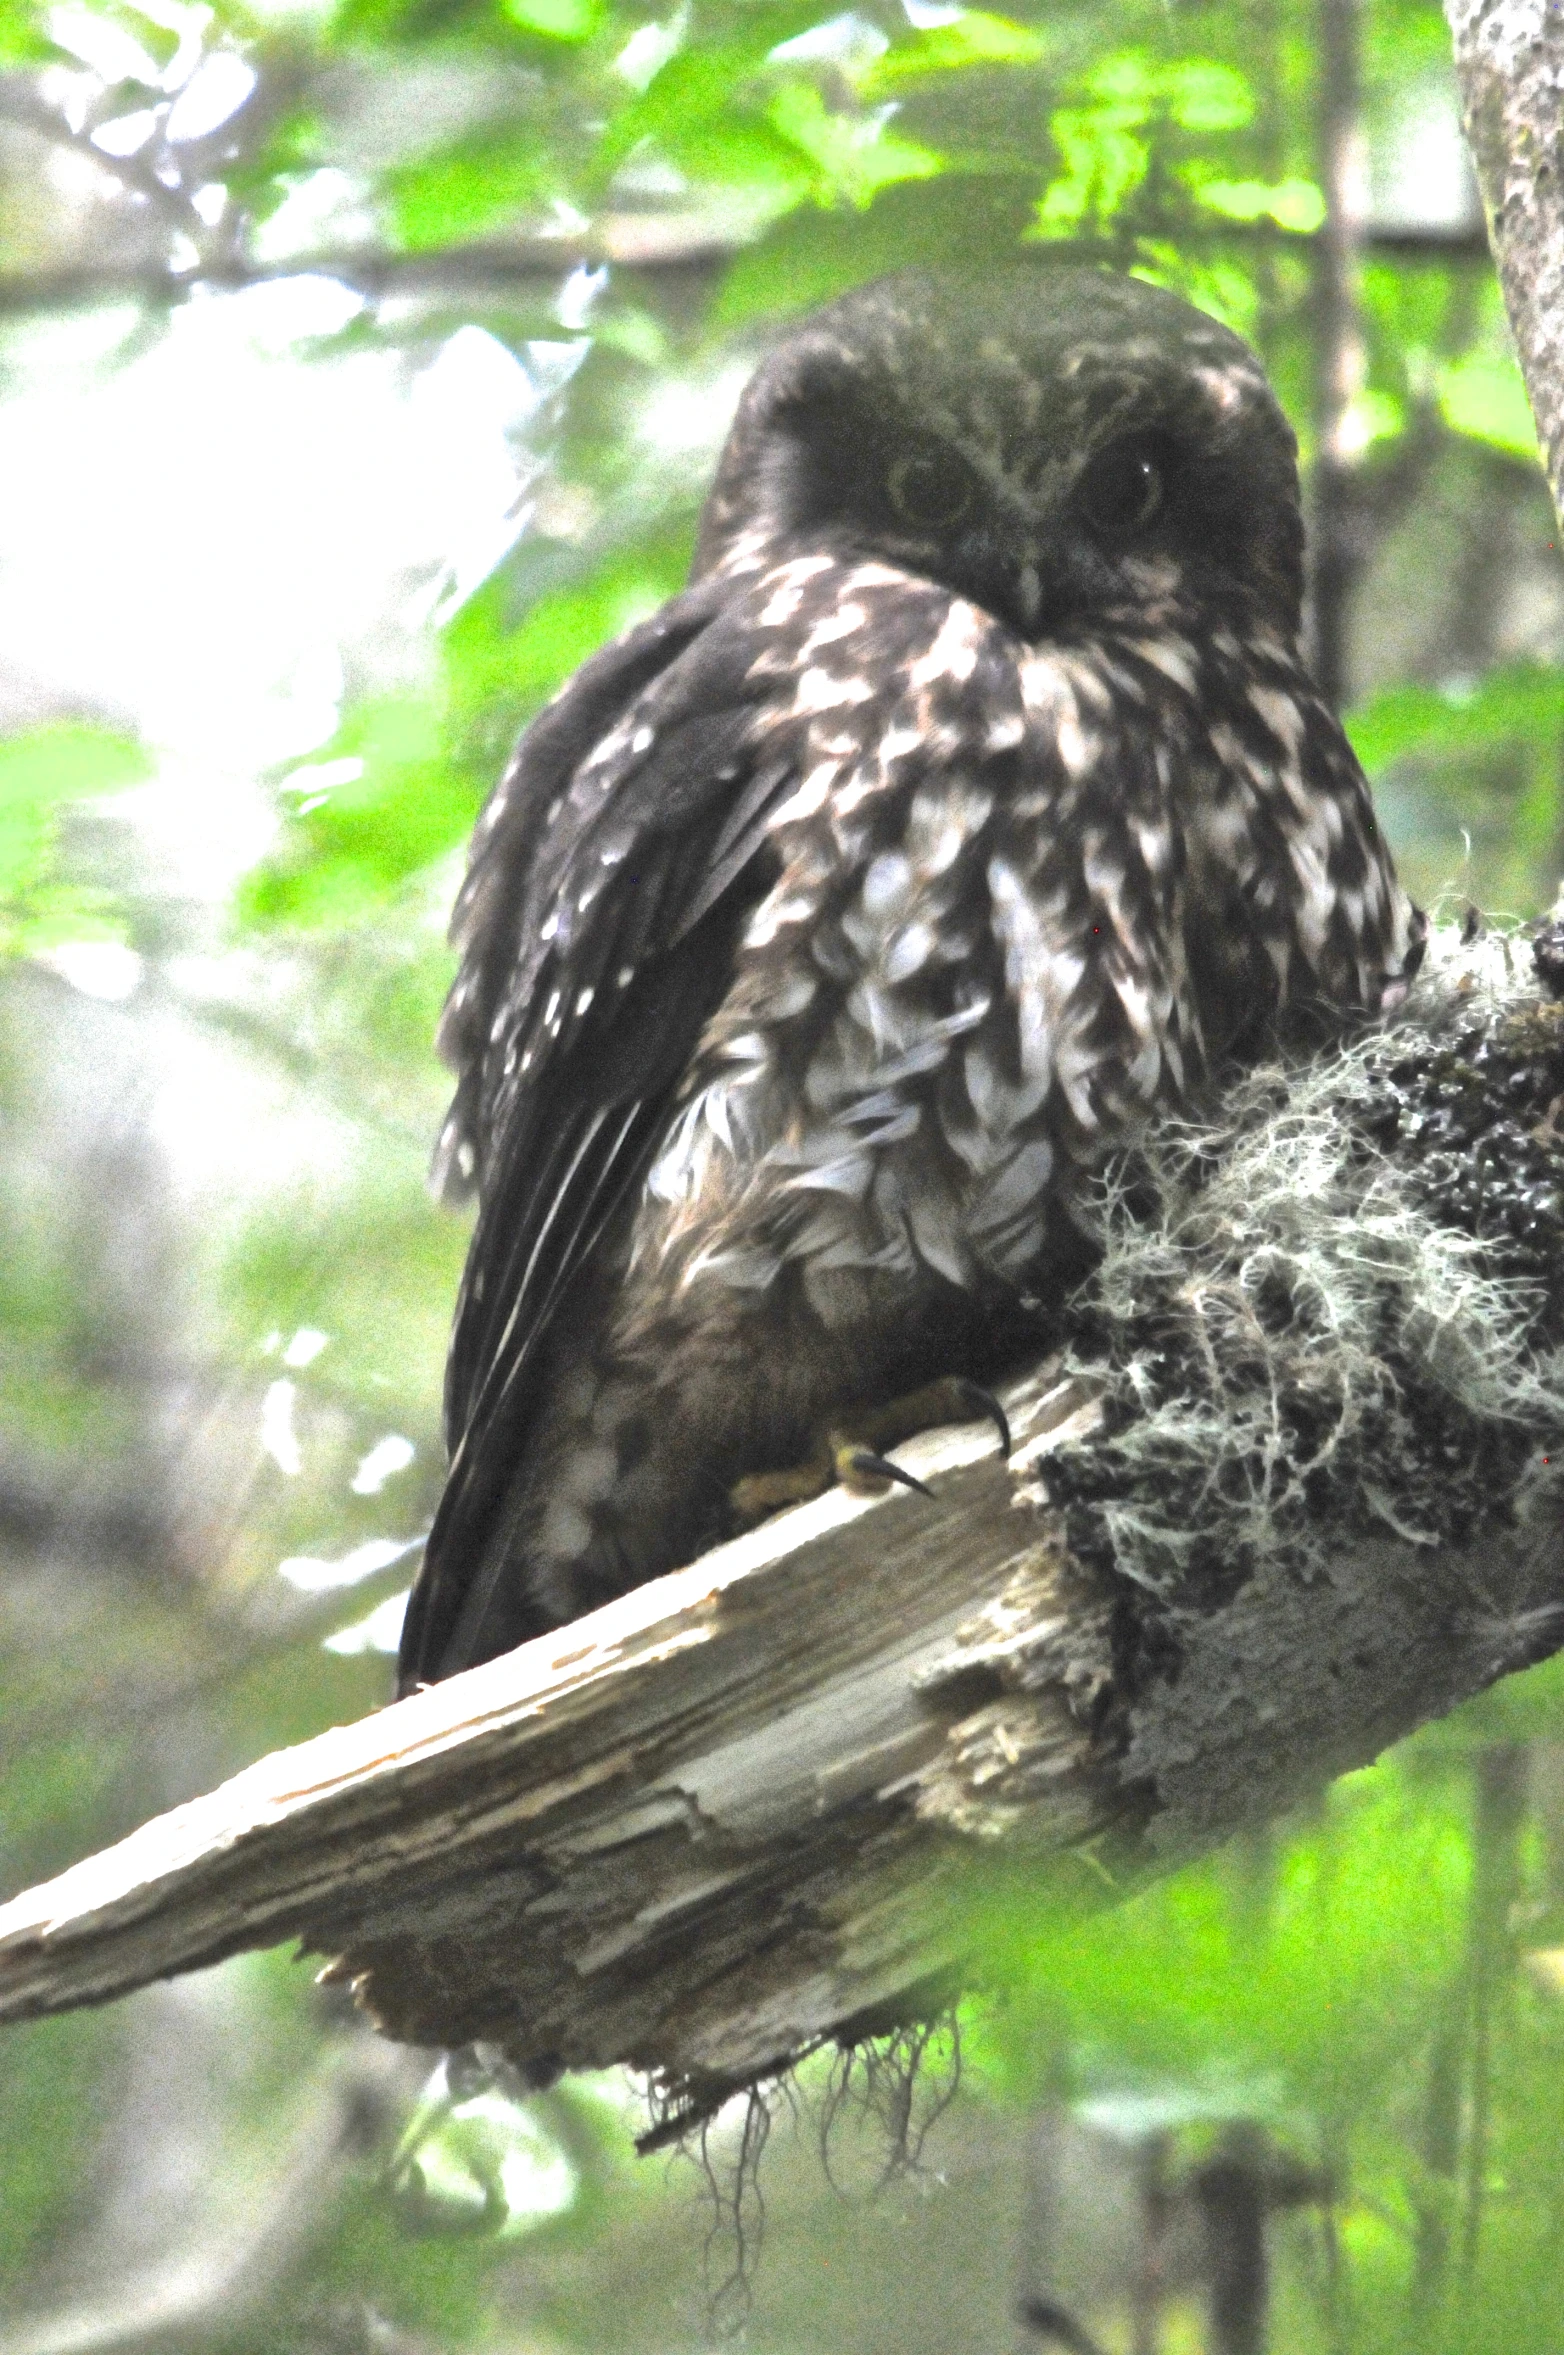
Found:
<box><xmin>1002</xmin><ymin>520</ymin><xmax>1086</xmax><ymax>639</ymax></box>
<box><xmin>1007</xmin><ymin>549</ymin><xmax>1086</xmax><ymax>640</ymax></box>
<box><xmin>961</xmin><ymin>514</ymin><xmax>1074</xmax><ymax>640</ymax></box>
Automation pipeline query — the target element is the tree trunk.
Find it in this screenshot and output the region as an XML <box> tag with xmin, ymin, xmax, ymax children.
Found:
<box><xmin>1446</xmin><ymin>0</ymin><xmax>1564</xmax><ymax>528</ymax></box>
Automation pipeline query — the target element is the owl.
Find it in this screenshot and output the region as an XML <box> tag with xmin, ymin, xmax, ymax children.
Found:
<box><xmin>396</xmin><ymin>268</ymin><xmax>1424</xmax><ymax>1693</ymax></box>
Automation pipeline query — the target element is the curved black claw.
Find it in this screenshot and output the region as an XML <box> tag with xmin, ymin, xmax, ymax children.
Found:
<box><xmin>950</xmin><ymin>1379</ymin><xmax>1012</xmax><ymax>1459</ymax></box>
<box><xmin>839</xmin><ymin>1447</ymin><xmax>935</xmax><ymax>1501</ymax></box>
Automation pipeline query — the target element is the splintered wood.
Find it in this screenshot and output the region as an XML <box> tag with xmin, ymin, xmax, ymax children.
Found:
<box><xmin>0</xmin><ymin>1374</ymin><xmax>1121</xmax><ymax>2098</ymax></box>
<box><xmin>1</xmin><ymin>1315</ymin><xmax>1555</xmax><ymax>2108</ymax></box>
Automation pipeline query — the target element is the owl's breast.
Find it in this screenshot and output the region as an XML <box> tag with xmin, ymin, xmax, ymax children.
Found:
<box><xmin>632</xmin><ymin>639</ymin><xmax>1210</xmax><ymax>1315</ymax></box>
<box><xmin>1172</xmin><ymin>630</ymin><xmax>1425</xmax><ymax>1034</ymax></box>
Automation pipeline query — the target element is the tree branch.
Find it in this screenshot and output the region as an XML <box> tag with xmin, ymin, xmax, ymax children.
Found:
<box><xmin>1</xmin><ymin>932</ymin><xmax>1562</xmax><ymax>2120</ymax></box>
<box><xmin>0</xmin><ymin>222</ymin><xmax>1493</xmax><ymax>324</ymax></box>
<box><xmin>0</xmin><ymin>86</ymin><xmax>208</xmax><ymax>241</ymax></box>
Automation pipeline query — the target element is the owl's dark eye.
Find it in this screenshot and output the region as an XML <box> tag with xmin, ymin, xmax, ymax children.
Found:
<box><xmin>886</xmin><ymin>452</ymin><xmax>972</xmax><ymax>532</ymax></box>
<box><xmin>1076</xmin><ymin>437</ymin><xmax>1167</xmax><ymax>538</ymax></box>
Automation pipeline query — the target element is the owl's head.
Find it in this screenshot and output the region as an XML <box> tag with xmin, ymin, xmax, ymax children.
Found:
<box><xmin>695</xmin><ymin>269</ymin><xmax>1305</xmax><ymax>645</ymax></box>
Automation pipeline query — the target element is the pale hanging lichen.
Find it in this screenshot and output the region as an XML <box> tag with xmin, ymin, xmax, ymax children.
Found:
<box><xmin>1050</xmin><ymin>924</ymin><xmax>1564</xmax><ymax>1600</ymax></box>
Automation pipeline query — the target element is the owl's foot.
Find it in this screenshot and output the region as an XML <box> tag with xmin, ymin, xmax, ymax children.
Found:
<box><xmin>729</xmin><ymin>1377</ymin><xmax>1011</xmax><ymax>1529</ymax></box>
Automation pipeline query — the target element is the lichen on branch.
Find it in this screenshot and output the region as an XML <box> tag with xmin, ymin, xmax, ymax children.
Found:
<box><xmin>1051</xmin><ymin>929</ymin><xmax>1564</xmax><ymax>1603</ymax></box>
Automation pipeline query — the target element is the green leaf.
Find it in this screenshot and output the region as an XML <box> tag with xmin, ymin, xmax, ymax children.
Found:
<box><xmin>1347</xmin><ymin>663</ymin><xmax>1564</xmax><ymax>774</ymax></box>
<box><xmin>592</xmin><ymin>3</ymin><xmax>842</xmax><ymax>185</ymax></box>
<box><xmin>1163</xmin><ymin>57</ymin><xmax>1253</xmax><ymax>133</ymax></box>
<box><xmin>446</xmin><ymin>530</ymin><xmax>694</xmax><ymax>742</ymax></box>
<box><xmin>388</xmin><ymin>125</ymin><xmax>555</xmax><ymax>251</ymax></box>
<box><xmin>660</xmin><ymin>112</ymin><xmax>817</xmax><ymax>206</ymax></box>
<box><xmin>222</xmin><ymin>109</ymin><xmax>330</xmax><ymax>223</ymax></box>
<box><xmin>1033</xmin><ymin>106</ymin><xmax>1148</xmax><ymax>235</ymax></box>
<box><xmin>1438</xmin><ymin>348</ymin><xmax>1539</xmax><ymax>460</ymax></box>
<box><xmin>0</xmin><ymin>724</ymin><xmax>148</xmax><ymax>822</ymax></box>
<box><xmin>863</xmin><ymin>9</ymin><xmax>1047</xmax><ymax>93</ymax></box>
<box><xmin>241</xmin><ymin>534</ymin><xmax>697</xmax><ymax>938</ymax></box>
<box><xmin>0</xmin><ymin>0</ymin><xmax>56</xmax><ymax>63</ymax></box>
<box><xmin>1032</xmin><ymin>48</ymin><xmax>1260</xmax><ymax>242</ymax></box>
<box><xmin>323</xmin><ymin>0</ymin><xmax>571</xmax><ymax>53</ymax></box>
<box><xmin>973</xmin><ymin>1751</ymin><xmax>1472</xmax><ymax>2132</ymax></box>
<box><xmin>1130</xmin><ymin>245</ymin><xmax>1260</xmax><ymax>339</ymax></box>
<box><xmin>0</xmin><ymin>725</ymin><xmax>149</xmax><ymax>955</ymax></box>
<box><xmin>1087</xmin><ymin>49</ymin><xmax>1158</xmax><ymax>113</ymax></box>
<box><xmin>1191</xmin><ymin>173</ymin><xmax>1325</xmax><ymax>233</ymax></box>
<box><xmin>1347</xmin><ymin>384</ymin><xmax>1406</xmax><ymax>448</ymax></box>
<box><xmin>239</xmin><ymin>695</ymin><xmax>473</xmax><ymax>932</ymax></box>
<box><xmin>502</xmin><ymin>0</ymin><xmax>599</xmax><ymax>38</ymax></box>
<box><xmin>767</xmin><ymin>80</ymin><xmax>943</xmax><ymax>208</ymax></box>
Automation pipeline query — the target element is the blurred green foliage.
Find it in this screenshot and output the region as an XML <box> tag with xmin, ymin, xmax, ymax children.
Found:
<box><xmin>969</xmin><ymin>1666</ymin><xmax>1564</xmax><ymax>2353</ymax></box>
<box><xmin>0</xmin><ymin>725</ymin><xmax>148</xmax><ymax>953</ymax></box>
<box><xmin>5</xmin><ymin>0</ymin><xmax>1564</xmax><ymax>2348</ymax></box>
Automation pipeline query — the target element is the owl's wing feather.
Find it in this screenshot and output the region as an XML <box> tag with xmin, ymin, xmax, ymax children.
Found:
<box><xmin>431</xmin><ymin>581</ymin><xmax>731</xmax><ymax>1204</ymax></box>
<box><xmin>398</xmin><ymin>581</ymin><xmax>806</xmax><ymax>1690</ymax></box>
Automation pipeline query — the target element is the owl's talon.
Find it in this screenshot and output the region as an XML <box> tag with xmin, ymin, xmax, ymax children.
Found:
<box><xmin>729</xmin><ymin>1373</ymin><xmax>1011</xmax><ymax>1529</ymax></box>
<box><xmin>945</xmin><ymin>1380</ymin><xmax>1012</xmax><ymax>1459</ymax></box>
<box><xmin>833</xmin><ymin>1444</ymin><xmax>934</xmax><ymax>1501</ymax></box>
<box><xmin>729</xmin><ymin>1459</ymin><xmax>832</xmax><ymax>1525</ymax></box>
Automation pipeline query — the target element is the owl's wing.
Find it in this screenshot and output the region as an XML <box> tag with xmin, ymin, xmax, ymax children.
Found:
<box><xmin>398</xmin><ymin>581</ymin><xmax>804</xmax><ymax>1691</ymax></box>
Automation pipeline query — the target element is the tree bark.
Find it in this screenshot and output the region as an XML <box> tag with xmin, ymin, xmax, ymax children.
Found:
<box><xmin>3</xmin><ymin>933</ymin><xmax>1564</xmax><ymax>2120</ymax></box>
<box><xmin>1446</xmin><ymin>0</ymin><xmax>1564</xmax><ymax>526</ymax></box>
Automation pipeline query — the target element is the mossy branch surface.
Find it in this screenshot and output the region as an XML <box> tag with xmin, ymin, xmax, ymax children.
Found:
<box><xmin>1</xmin><ymin>927</ymin><xmax>1562</xmax><ymax>2112</ymax></box>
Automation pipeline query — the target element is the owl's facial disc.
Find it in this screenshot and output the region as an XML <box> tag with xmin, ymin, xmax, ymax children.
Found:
<box><xmin>881</xmin><ymin>424</ymin><xmax>1183</xmax><ymax>639</ymax></box>
<box><xmin>742</xmin><ymin>372</ymin><xmax>1205</xmax><ymax>640</ymax></box>
<box><xmin>699</xmin><ymin>271</ymin><xmax>1306</xmax><ymax>640</ymax></box>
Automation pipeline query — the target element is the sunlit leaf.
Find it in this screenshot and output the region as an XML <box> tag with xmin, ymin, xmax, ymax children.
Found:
<box><xmin>0</xmin><ymin>725</ymin><xmax>148</xmax><ymax>955</ymax></box>
<box><xmin>1347</xmin><ymin>663</ymin><xmax>1564</xmax><ymax>775</ymax></box>
<box><xmin>239</xmin><ymin>695</ymin><xmax>472</xmax><ymax>931</ymax></box>
<box><xmin>1192</xmin><ymin>173</ymin><xmax>1325</xmax><ymax>233</ymax></box>
<box><xmin>1163</xmin><ymin>56</ymin><xmax>1252</xmax><ymax>133</ymax></box>
<box><xmin>502</xmin><ymin>0</ymin><xmax>600</xmax><ymax>39</ymax></box>
<box><xmin>660</xmin><ymin>112</ymin><xmax>817</xmax><ymax>205</ymax></box>
<box><xmin>767</xmin><ymin>80</ymin><xmax>943</xmax><ymax>207</ymax></box>
<box><xmin>388</xmin><ymin>125</ymin><xmax>557</xmax><ymax>250</ymax></box>
<box><xmin>1033</xmin><ymin>107</ymin><xmax>1148</xmax><ymax>235</ymax></box>
<box><xmin>1438</xmin><ymin>348</ymin><xmax>1540</xmax><ymax>460</ymax></box>
<box><xmin>1087</xmin><ymin>48</ymin><xmax>1157</xmax><ymax>110</ymax></box>
<box><xmin>0</xmin><ymin>724</ymin><xmax>148</xmax><ymax>822</ymax></box>
<box><xmin>0</xmin><ymin>0</ymin><xmax>55</xmax><ymax>62</ymax></box>
<box><xmin>863</xmin><ymin>8</ymin><xmax>1046</xmax><ymax>93</ymax></box>
<box><xmin>446</xmin><ymin>529</ymin><xmax>694</xmax><ymax>743</ymax></box>
<box><xmin>1131</xmin><ymin>244</ymin><xmax>1259</xmax><ymax>337</ymax></box>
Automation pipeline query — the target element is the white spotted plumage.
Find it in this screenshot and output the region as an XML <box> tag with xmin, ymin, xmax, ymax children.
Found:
<box><xmin>399</xmin><ymin>266</ymin><xmax>1423</xmax><ymax>1691</ymax></box>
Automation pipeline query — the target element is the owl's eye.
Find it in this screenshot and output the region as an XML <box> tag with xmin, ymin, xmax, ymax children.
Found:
<box><xmin>886</xmin><ymin>452</ymin><xmax>972</xmax><ymax>532</ymax></box>
<box><xmin>1076</xmin><ymin>437</ymin><xmax>1167</xmax><ymax>538</ymax></box>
